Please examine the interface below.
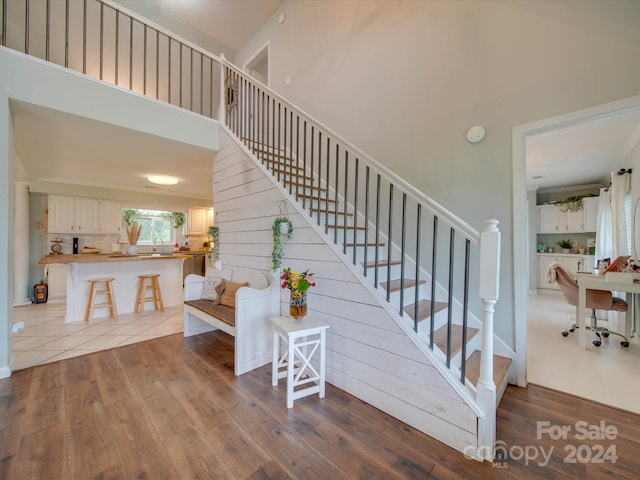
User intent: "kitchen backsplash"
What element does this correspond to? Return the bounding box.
[46,232,205,255]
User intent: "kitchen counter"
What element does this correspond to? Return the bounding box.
[39,253,193,265]
[40,253,188,322]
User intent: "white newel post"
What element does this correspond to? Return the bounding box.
[13,182,31,306]
[477,218,500,461]
[219,53,226,125]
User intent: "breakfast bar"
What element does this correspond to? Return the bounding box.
[39,253,189,323]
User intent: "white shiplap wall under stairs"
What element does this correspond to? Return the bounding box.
[213,126,484,453]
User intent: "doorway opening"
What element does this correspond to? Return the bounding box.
[512,95,640,413]
[244,42,269,86]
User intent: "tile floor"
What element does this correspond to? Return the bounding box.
[11,301,184,371]
[527,291,640,414]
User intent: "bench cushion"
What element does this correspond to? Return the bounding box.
[220,281,249,308]
[184,299,236,327]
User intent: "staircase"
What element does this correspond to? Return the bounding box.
[1,0,515,461]
[237,131,512,397]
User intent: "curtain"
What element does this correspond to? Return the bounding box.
[599,170,632,329]
[611,170,632,258]
[595,186,612,263]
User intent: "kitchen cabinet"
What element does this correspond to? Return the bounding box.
[537,205,559,233]
[48,195,98,234]
[99,200,122,234]
[48,195,76,233]
[562,209,583,233]
[75,197,99,233]
[537,254,595,290]
[48,195,121,235]
[47,263,67,301]
[536,197,598,233]
[187,207,213,235]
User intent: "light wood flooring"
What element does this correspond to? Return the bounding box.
[2,331,639,479]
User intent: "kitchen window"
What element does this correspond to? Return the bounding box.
[123,209,177,246]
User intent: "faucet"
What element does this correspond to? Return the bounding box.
[153,237,164,251]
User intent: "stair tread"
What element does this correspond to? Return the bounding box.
[328,224,366,230]
[345,242,385,247]
[296,193,337,203]
[465,351,512,389]
[262,159,304,170]
[269,168,314,180]
[241,137,286,152]
[380,278,426,293]
[432,324,479,358]
[251,147,294,161]
[404,299,448,322]
[310,208,353,216]
[362,260,401,268]
[282,179,327,191]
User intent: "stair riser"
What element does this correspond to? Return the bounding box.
[439,331,483,370]
[362,263,402,280]
[330,227,370,245]
[385,285,427,308]
[346,245,387,263]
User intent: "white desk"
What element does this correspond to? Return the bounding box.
[577,274,639,349]
[270,315,329,408]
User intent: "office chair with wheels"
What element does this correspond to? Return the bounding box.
[549,263,630,348]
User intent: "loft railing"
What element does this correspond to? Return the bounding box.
[0,0,221,119]
[221,60,501,454]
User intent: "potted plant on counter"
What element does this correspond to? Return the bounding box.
[556,239,575,254]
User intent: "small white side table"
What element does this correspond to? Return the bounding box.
[270,315,329,408]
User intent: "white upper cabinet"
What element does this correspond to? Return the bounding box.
[562,209,583,233]
[537,205,559,233]
[75,197,99,234]
[187,207,208,236]
[537,197,598,234]
[188,207,214,235]
[48,195,76,233]
[99,200,122,234]
[48,195,121,235]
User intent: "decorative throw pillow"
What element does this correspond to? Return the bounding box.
[219,281,249,308]
[201,271,226,304]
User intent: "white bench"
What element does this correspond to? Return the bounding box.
[183,267,280,375]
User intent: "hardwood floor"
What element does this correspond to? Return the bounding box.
[1,331,639,479]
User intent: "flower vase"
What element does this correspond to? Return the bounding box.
[289,291,307,320]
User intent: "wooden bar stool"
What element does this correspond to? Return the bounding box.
[85,278,118,323]
[135,274,164,315]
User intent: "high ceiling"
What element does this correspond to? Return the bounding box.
[151,0,283,51]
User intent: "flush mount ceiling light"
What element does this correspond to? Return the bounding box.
[148,175,178,185]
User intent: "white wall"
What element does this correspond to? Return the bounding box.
[233,0,640,346]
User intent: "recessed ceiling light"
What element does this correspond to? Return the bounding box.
[148,175,178,185]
